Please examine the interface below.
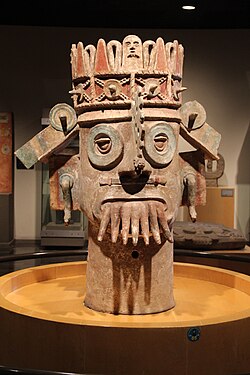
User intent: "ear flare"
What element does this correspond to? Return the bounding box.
[94,39,110,73]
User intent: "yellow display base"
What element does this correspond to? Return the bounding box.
[0,261,249,374]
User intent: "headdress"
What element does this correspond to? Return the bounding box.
[69,35,186,125]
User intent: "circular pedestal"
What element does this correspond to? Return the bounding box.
[0,261,249,375]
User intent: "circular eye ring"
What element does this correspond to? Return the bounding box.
[144,123,176,166]
[87,125,124,168]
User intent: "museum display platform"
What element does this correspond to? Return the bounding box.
[0,261,249,375]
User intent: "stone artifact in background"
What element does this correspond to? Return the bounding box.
[15,35,221,314]
[175,151,247,250]
[173,221,246,250]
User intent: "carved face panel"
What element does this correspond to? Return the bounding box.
[122,35,143,71]
[79,118,182,246]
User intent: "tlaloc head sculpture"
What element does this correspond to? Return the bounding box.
[15,35,221,314]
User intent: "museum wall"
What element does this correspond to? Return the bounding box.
[0,26,249,241]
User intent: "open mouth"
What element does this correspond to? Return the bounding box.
[97,199,173,246]
[127,53,140,58]
[99,173,167,193]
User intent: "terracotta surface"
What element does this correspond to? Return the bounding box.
[49,153,80,212]
[15,35,221,315]
[85,224,175,314]
[0,262,249,374]
[15,121,79,169]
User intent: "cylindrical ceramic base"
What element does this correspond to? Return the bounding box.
[85,224,175,314]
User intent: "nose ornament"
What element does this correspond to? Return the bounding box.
[131,90,145,173]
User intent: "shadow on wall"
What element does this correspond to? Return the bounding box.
[236,123,250,241]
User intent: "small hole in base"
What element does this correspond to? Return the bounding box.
[131,250,139,259]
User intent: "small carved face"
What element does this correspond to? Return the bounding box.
[80,119,182,246]
[122,35,143,70]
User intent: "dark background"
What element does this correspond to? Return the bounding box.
[0,0,249,29]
